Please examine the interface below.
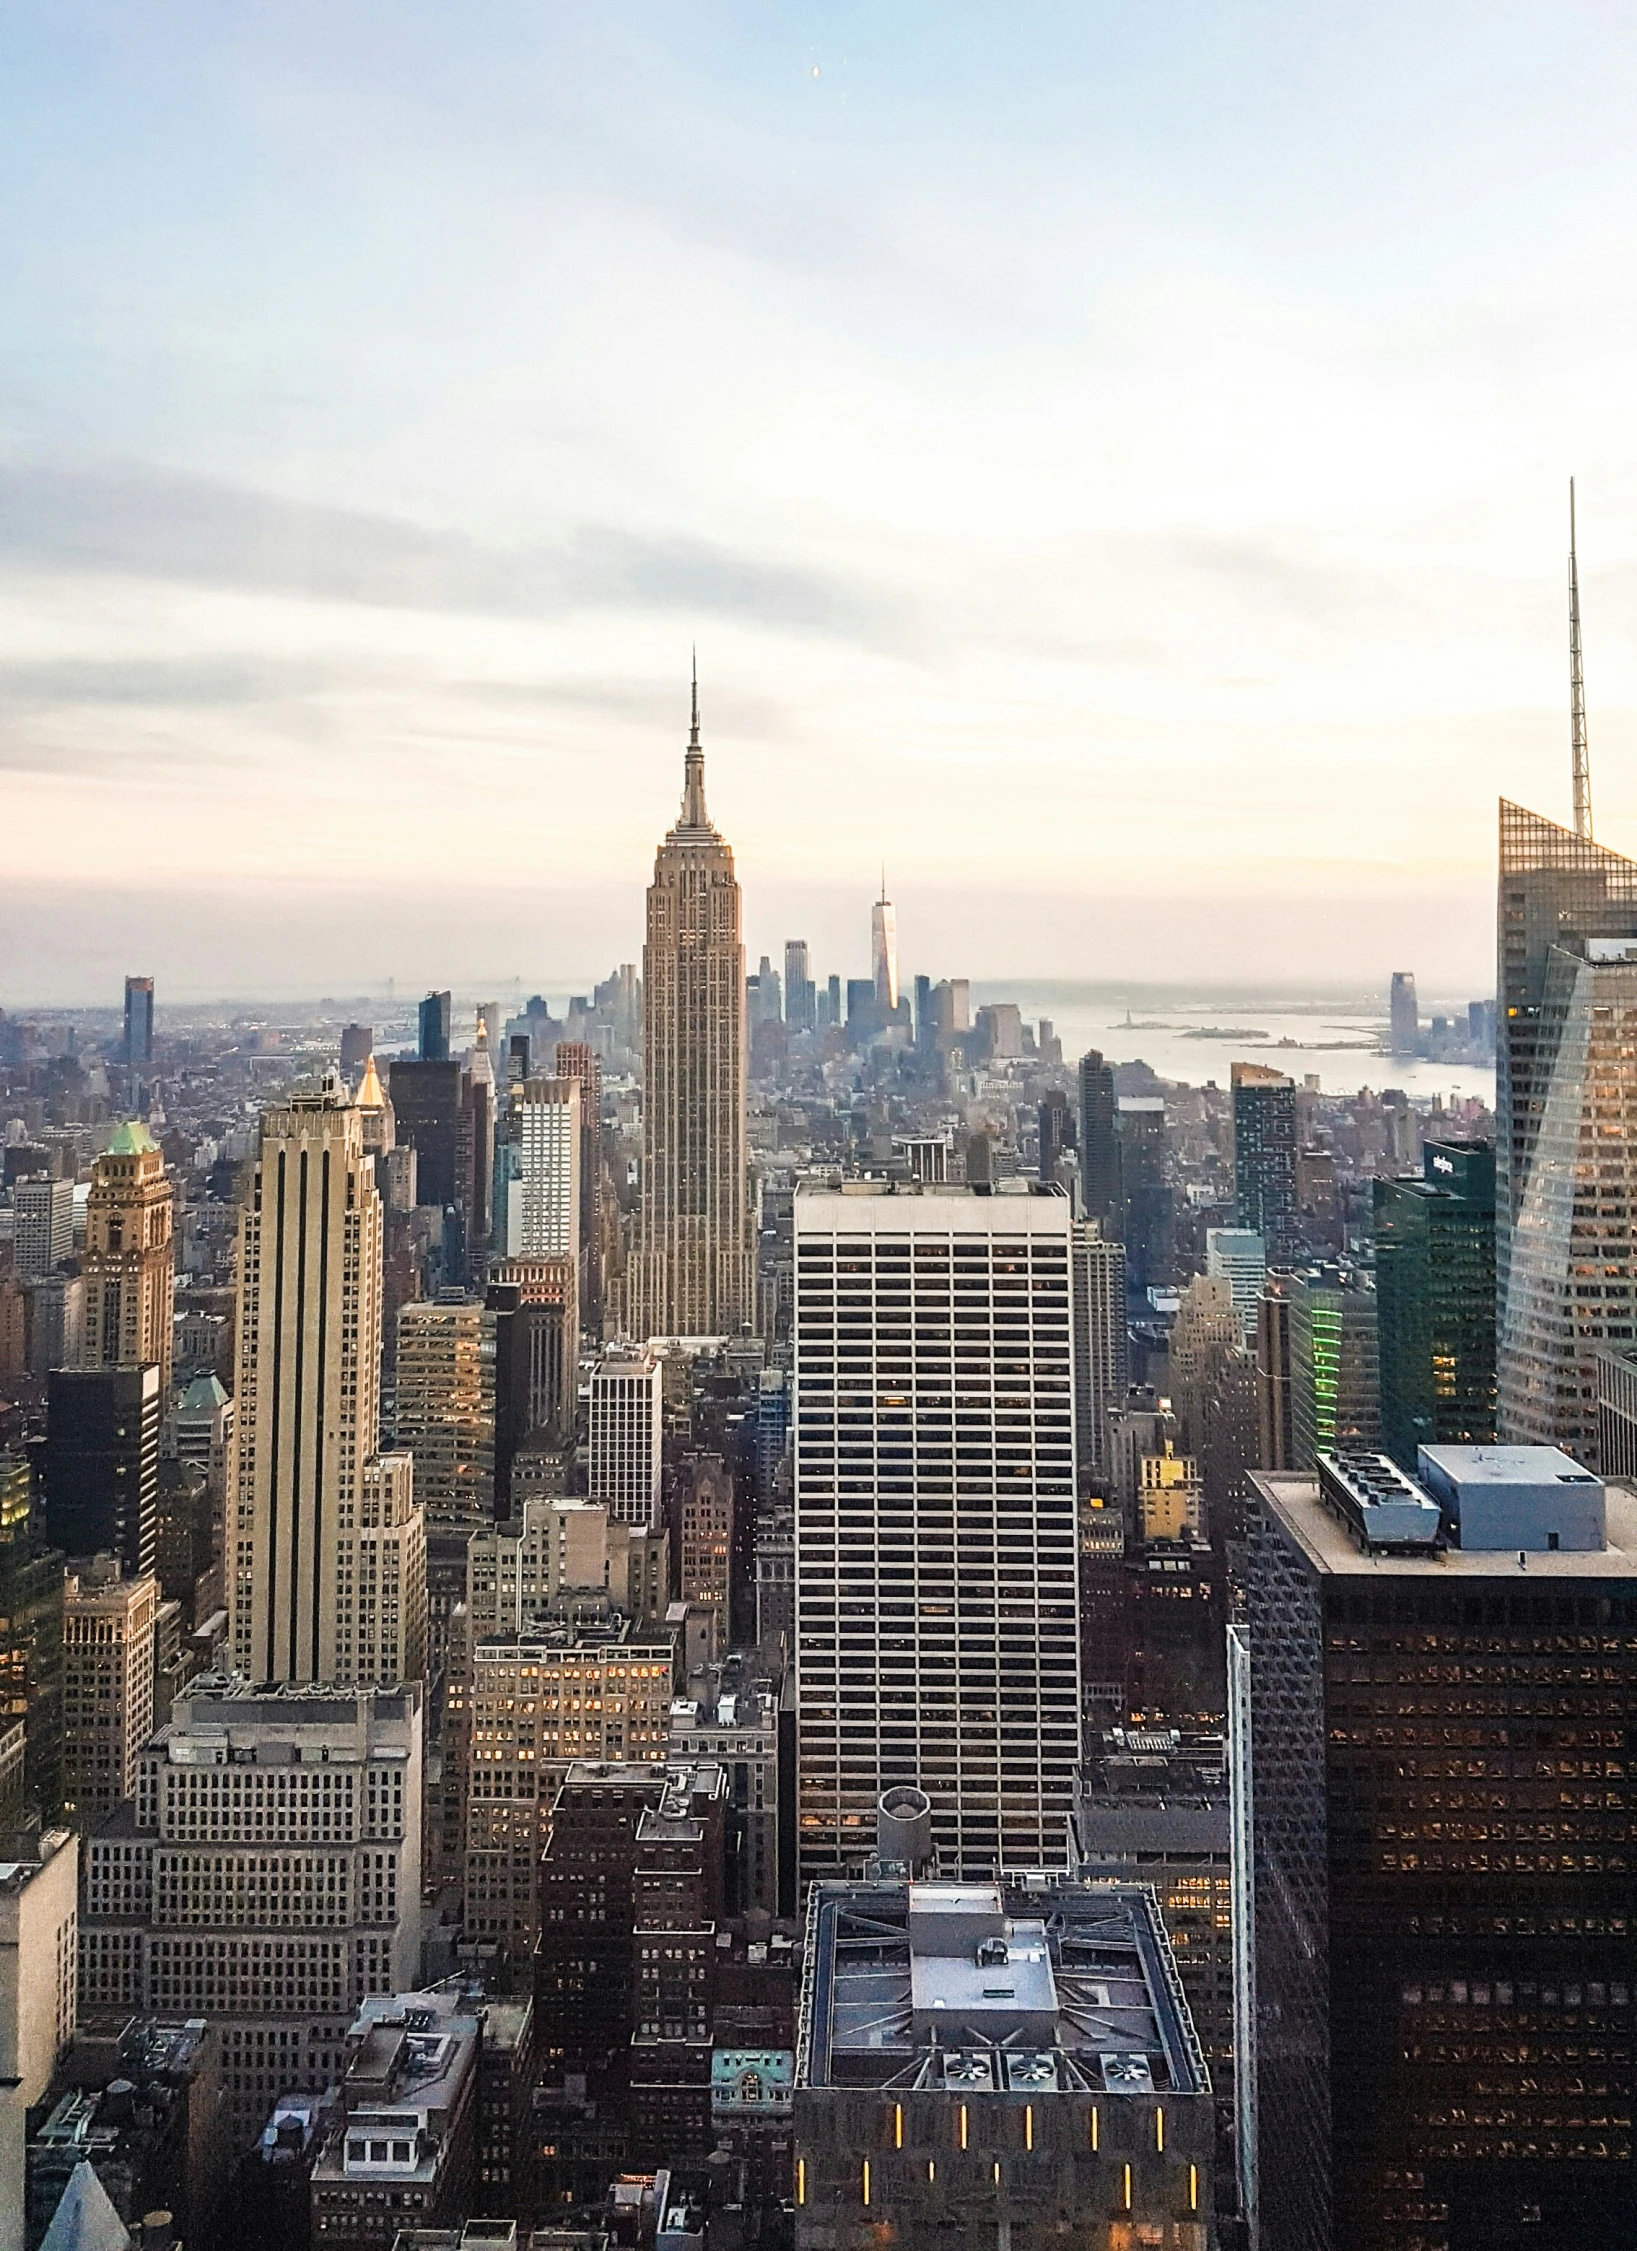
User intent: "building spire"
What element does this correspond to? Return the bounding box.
[679,652,709,830]
[1570,477,1593,841]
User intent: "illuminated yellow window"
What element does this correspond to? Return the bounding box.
[894,2103,904,2149]
[959,2103,969,2150]
[1122,2162,1132,2211]
[1089,2106,1100,2151]
[1190,2164,1199,2211]
[861,2160,871,2206]
[796,2160,806,2206]
[1155,2106,1164,2152]
[1024,2104,1034,2150]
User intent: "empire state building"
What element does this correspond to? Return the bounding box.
[634,674,752,1339]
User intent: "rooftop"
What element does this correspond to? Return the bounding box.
[1419,1443,1599,1487]
[798,1876,1205,2099]
[1254,1470,1637,1580]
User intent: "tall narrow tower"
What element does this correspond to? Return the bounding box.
[1570,477,1593,841]
[634,669,751,1338]
[230,1073,425,1687]
[871,870,898,1014]
[80,1121,174,1395]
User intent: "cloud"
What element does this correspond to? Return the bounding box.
[0,654,341,709]
[0,459,918,651]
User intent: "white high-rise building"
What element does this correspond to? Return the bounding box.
[793,1183,1081,1881]
[78,1678,423,2143]
[1205,1226,1267,1343]
[587,1352,664,1526]
[13,1178,74,1281]
[516,1076,581,1262]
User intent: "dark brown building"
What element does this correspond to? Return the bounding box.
[1243,1458,1637,2251]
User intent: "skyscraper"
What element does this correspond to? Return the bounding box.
[1117,1095,1172,1290]
[123,975,154,1071]
[553,1040,604,1327]
[871,875,898,1014]
[587,1351,664,1526]
[1205,1225,1266,1342]
[1077,1050,1121,1227]
[230,1075,426,1688]
[784,939,815,1033]
[43,1365,160,1580]
[1036,1089,1073,1183]
[1388,970,1418,1055]
[60,1556,157,1829]
[1374,1139,1496,1471]
[387,1058,465,1211]
[1168,1272,1242,1456]
[394,1296,497,1527]
[1241,1453,1637,2251]
[1497,802,1637,1461]
[1070,1219,1127,1481]
[80,1121,174,1397]
[793,1183,1081,1880]
[634,674,751,1339]
[465,1016,495,1257]
[516,1076,581,1262]
[1232,1061,1298,1262]
[418,989,452,1063]
[1287,1273,1379,1467]
[12,1177,74,1281]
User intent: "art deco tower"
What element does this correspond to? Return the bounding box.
[230,1073,425,1687]
[81,1120,174,1394]
[634,672,751,1338]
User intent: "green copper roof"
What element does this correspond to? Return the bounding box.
[105,1119,158,1156]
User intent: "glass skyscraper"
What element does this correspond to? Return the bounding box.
[1498,800,1637,1460]
[1374,1139,1496,1471]
[1232,1061,1298,1262]
[1077,1048,1121,1227]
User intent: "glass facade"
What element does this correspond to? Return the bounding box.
[1246,1473,1637,2251]
[1498,801,1637,1460]
[1374,1140,1497,1472]
[1233,1065,1298,1262]
[1288,1277,1379,1469]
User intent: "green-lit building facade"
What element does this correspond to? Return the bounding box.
[1288,1274,1379,1469]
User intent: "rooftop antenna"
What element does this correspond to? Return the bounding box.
[1570,478,1593,841]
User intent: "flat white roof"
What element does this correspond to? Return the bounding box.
[1420,1444,1599,1487]
[794,1189,1071,1238]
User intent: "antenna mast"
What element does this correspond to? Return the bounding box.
[1570,478,1593,841]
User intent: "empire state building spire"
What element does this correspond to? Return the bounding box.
[674,648,715,837]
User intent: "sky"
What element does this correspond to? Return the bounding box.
[4,2,1637,1003]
